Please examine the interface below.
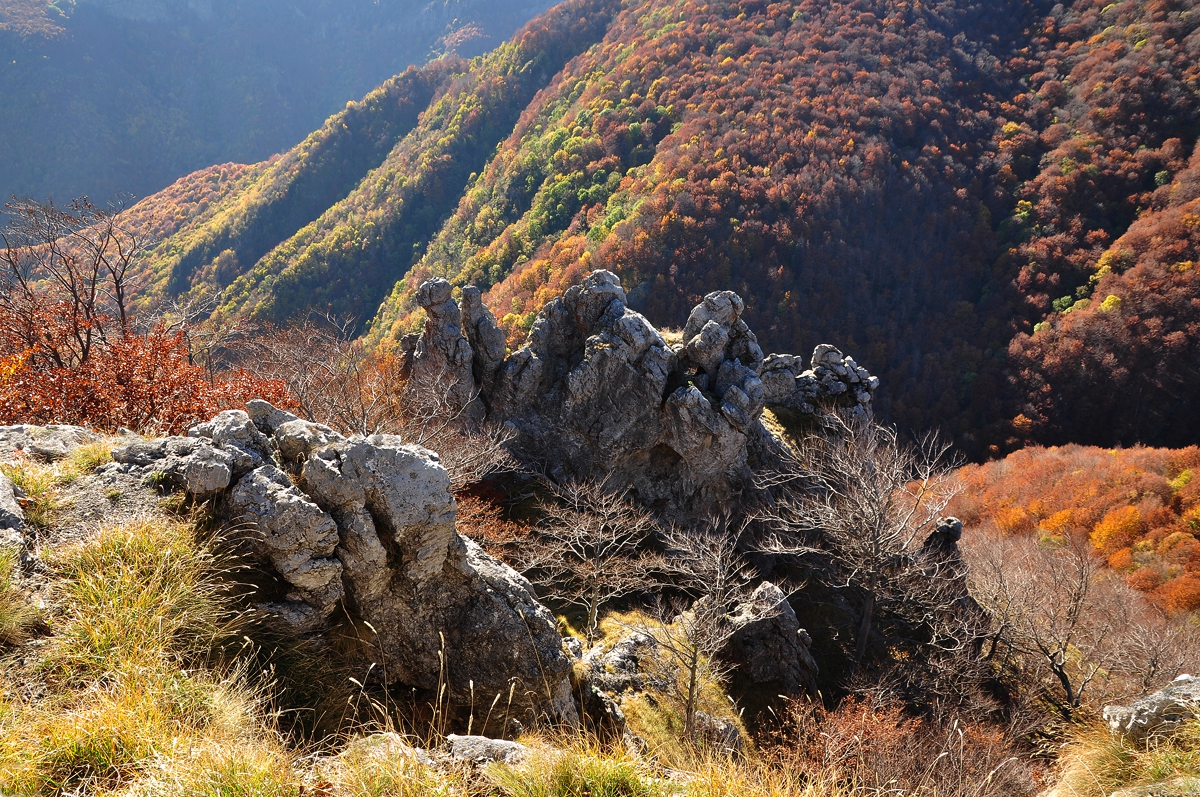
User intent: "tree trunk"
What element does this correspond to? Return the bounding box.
[587,586,599,645]
[685,649,700,740]
[853,590,876,671]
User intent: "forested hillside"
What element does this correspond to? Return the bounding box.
[0,0,552,205]
[121,0,1200,455]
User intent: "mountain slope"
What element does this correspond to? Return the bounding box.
[124,0,1200,454]
[0,0,553,205]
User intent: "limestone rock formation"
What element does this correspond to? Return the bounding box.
[0,424,98,463]
[127,402,577,727]
[228,466,345,630]
[1104,674,1200,744]
[406,270,877,511]
[402,277,481,416]
[0,472,25,550]
[715,581,820,721]
[112,437,236,498]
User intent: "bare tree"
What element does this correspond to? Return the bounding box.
[517,477,662,645]
[965,529,1197,716]
[229,316,515,489]
[637,520,762,740]
[759,413,967,673]
[231,316,404,435]
[0,197,150,365]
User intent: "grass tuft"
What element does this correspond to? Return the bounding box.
[41,517,233,681]
[0,545,37,645]
[1,459,60,529]
[489,744,666,797]
[315,732,465,797]
[1053,718,1200,797]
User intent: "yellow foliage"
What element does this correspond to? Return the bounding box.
[1091,506,1143,554]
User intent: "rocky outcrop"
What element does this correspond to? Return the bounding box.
[0,424,98,463]
[1104,674,1200,744]
[715,581,820,721]
[401,277,481,416]
[0,472,25,550]
[110,402,577,727]
[405,270,877,511]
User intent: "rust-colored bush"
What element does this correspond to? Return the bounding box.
[0,326,293,435]
[952,445,1200,609]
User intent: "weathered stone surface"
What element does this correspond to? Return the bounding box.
[228,465,344,630]
[694,711,744,755]
[210,407,578,726]
[461,285,508,398]
[1104,675,1200,744]
[338,732,435,768]
[581,630,658,697]
[407,277,479,414]
[112,437,235,497]
[188,410,273,476]
[0,471,24,550]
[443,735,530,766]
[715,582,819,721]
[410,270,878,512]
[0,424,97,463]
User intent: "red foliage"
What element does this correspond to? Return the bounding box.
[0,326,293,435]
[1008,143,1200,446]
[951,444,1200,610]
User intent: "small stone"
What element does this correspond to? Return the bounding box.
[444,735,530,766]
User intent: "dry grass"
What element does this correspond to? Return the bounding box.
[1,458,61,529]
[40,517,233,681]
[0,476,1131,797]
[313,733,467,797]
[1051,718,1200,797]
[0,437,117,529]
[0,545,37,645]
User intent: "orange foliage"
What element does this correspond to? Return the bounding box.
[453,493,531,560]
[0,326,293,435]
[1091,506,1144,555]
[1160,574,1200,613]
[951,444,1200,610]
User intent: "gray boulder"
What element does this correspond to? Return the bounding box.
[227,465,345,630]
[188,410,273,476]
[337,732,435,768]
[443,735,530,766]
[1104,675,1200,744]
[0,472,25,550]
[714,582,819,721]
[112,437,234,497]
